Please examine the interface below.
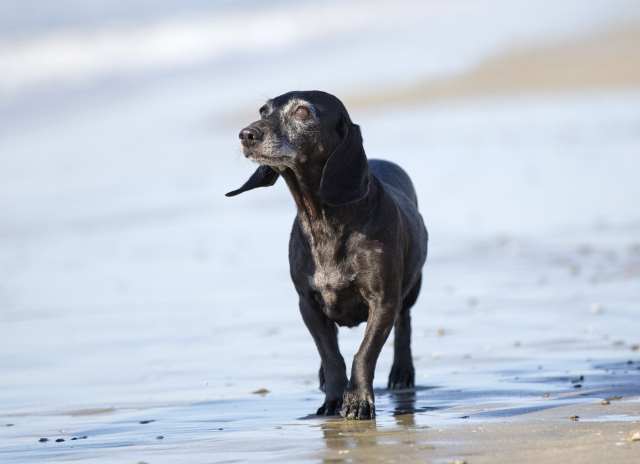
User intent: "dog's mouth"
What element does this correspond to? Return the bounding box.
[242,143,295,167]
[247,153,289,166]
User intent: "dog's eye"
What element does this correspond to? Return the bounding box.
[294,106,310,120]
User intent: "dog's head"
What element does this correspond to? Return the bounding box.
[226,91,369,206]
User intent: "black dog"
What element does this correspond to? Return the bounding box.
[227,91,428,420]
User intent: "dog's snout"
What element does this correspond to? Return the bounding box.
[239,126,263,146]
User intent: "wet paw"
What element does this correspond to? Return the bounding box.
[316,398,342,416]
[340,390,375,420]
[387,363,415,390]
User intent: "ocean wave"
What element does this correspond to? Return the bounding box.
[1,0,637,103]
[0,0,407,100]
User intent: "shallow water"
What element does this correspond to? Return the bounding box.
[1,1,640,462]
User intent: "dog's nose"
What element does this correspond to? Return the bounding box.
[239,126,263,146]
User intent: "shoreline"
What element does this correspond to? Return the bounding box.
[345,22,640,111]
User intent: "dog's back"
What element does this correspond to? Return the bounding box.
[369,159,419,207]
[369,158,428,293]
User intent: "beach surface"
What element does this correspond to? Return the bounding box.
[1,1,639,462]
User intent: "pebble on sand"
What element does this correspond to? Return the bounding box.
[251,388,270,395]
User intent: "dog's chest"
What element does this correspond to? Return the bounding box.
[304,227,379,325]
[312,262,365,326]
[311,259,354,304]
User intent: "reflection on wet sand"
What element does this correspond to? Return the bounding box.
[317,389,440,463]
[389,388,441,421]
[392,390,418,429]
[318,418,436,464]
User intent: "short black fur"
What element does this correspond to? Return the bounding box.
[227,91,428,420]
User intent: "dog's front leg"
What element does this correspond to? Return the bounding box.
[341,297,399,420]
[299,297,348,416]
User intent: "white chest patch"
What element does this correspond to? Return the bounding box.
[310,263,355,307]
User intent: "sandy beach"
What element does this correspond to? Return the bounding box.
[1,1,639,462]
[347,21,640,110]
[316,398,640,463]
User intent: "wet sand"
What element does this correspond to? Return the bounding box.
[318,399,640,464]
[439,399,640,464]
[2,357,639,462]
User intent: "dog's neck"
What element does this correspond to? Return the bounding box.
[281,166,323,223]
[280,166,374,237]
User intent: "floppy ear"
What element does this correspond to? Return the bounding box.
[319,121,369,206]
[225,165,280,197]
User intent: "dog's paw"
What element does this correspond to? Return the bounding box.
[316,398,342,416]
[340,389,375,420]
[387,362,415,390]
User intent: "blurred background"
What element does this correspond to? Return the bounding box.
[1,0,639,461]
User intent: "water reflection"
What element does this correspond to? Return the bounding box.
[317,388,439,463]
[319,419,379,462]
[318,418,436,463]
[391,389,418,428]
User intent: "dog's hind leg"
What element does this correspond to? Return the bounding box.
[388,274,421,390]
[299,297,348,416]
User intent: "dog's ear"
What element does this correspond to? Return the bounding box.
[226,165,280,197]
[319,119,369,206]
